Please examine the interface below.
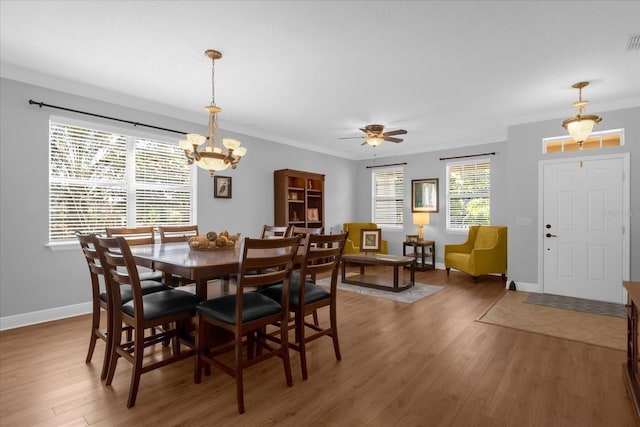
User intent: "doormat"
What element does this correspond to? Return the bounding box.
[524,292,627,318]
[478,291,626,351]
[315,276,443,304]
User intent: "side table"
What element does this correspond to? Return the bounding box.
[403,240,435,271]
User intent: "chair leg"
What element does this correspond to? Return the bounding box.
[101,307,115,380]
[234,334,245,414]
[295,312,309,381]
[280,315,293,387]
[312,310,319,326]
[105,316,122,386]
[446,267,450,275]
[194,317,205,384]
[86,305,100,363]
[127,327,145,408]
[330,303,341,362]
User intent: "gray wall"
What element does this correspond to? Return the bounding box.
[1,76,638,324]
[506,107,640,286]
[353,141,508,260]
[0,78,356,319]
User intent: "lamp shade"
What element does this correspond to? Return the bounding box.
[413,212,430,225]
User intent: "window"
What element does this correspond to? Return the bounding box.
[372,167,404,227]
[446,159,490,230]
[49,118,194,242]
[542,128,624,153]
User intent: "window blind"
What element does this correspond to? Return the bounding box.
[49,121,193,242]
[447,160,490,230]
[373,168,404,226]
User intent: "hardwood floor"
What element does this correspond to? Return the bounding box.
[0,267,636,426]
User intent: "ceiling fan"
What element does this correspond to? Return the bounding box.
[339,124,407,147]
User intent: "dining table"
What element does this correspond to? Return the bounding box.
[129,242,243,298]
[129,241,305,299]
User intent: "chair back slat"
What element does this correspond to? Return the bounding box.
[159,225,199,243]
[95,236,143,311]
[105,226,155,246]
[238,237,300,290]
[260,225,293,239]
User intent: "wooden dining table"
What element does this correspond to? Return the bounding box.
[129,242,243,298]
[129,241,305,299]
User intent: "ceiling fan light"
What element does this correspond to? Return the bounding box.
[366,136,384,147]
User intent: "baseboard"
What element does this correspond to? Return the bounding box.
[0,302,91,331]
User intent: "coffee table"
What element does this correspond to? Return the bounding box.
[341,253,415,292]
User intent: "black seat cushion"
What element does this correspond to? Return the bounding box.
[259,273,330,308]
[121,289,204,320]
[100,280,172,304]
[196,292,282,325]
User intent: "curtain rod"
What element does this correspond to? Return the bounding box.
[439,152,496,161]
[365,162,407,169]
[28,99,188,136]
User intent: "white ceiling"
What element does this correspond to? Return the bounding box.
[1,1,639,160]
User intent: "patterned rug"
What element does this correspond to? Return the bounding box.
[315,276,443,304]
[524,292,627,318]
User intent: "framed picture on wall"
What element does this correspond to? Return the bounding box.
[360,228,381,252]
[214,176,232,199]
[412,178,439,212]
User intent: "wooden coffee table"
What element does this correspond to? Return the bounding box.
[341,253,415,292]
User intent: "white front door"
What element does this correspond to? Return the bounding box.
[542,156,625,303]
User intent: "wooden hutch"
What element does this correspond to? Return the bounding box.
[274,169,325,229]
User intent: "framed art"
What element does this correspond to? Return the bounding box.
[214,176,232,199]
[360,228,381,252]
[307,208,319,221]
[412,178,439,212]
[406,234,419,243]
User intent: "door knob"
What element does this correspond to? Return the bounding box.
[546,233,557,238]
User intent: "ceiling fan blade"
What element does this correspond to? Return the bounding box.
[384,137,404,143]
[361,141,368,146]
[339,136,365,140]
[383,129,407,137]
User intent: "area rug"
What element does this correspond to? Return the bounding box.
[524,292,627,318]
[315,276,443,304]
[477,291,626,351]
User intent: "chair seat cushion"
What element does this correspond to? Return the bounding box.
[100,280,172,304]
[259,273,330,308]
[196,292,282,325]
[121,289,203,320]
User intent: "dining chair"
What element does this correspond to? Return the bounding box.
[158,224,199,243]
[78,234,170,380]
[260,224,293,239]
[260,232,347,380]
[158,225,199,285]
[194,236,301,414]
[95,235,203,408]
[105,226,164,282]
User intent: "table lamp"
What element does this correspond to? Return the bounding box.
[413,212,430,241]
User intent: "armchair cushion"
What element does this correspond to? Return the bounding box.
[444,225,507,278]
[343,222,388,254]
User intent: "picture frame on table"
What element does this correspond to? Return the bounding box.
[214,176,232,199]
[406,234,419,243]
[412,178,439,212]
[360,228,382,252]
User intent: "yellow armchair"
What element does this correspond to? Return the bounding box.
[343,222,388,254]
[444,225,507,280]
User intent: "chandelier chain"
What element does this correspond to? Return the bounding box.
[211,55,216,106]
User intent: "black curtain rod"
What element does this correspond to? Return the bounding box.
[28,99,188,136]
[439,152,496,161]
[366,162,407,169]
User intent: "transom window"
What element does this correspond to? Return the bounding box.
[48,117,195,242]
[446,159,490,231]
[371,167,404,228]
[543,128,623,153]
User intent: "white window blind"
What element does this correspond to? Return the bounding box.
[49,120,193,242]
[372,168,404,227]
[446,159,490,230]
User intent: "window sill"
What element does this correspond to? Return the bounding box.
[46,241,80,251]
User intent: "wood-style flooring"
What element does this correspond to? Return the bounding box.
[0,267,636,426]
